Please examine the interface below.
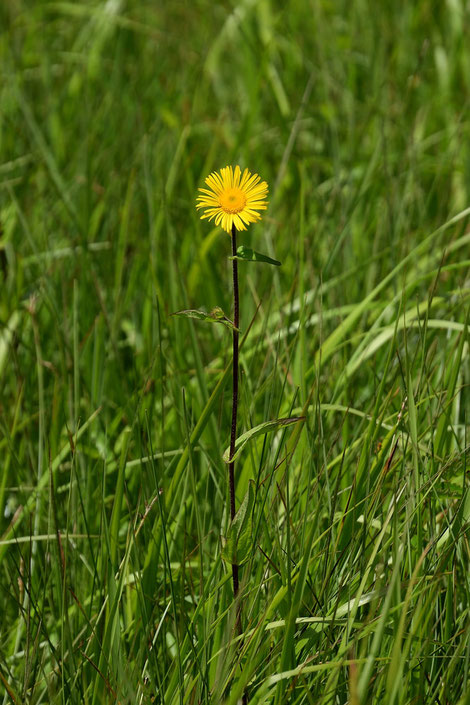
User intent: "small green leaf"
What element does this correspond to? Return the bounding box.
[230,245,281,266]
[221,480,255,566]
[209,306,229,322]
[223,417,304,463]
[171,308,239,332]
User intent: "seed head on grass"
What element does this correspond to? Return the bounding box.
[196,165,269,233]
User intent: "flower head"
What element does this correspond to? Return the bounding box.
[196,166,269,234]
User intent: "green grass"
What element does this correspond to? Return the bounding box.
[1,1,470,703]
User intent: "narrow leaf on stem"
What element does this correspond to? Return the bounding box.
[229,245,281,266]
[223,416,305,463]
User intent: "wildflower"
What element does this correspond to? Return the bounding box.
[196,165,269,233]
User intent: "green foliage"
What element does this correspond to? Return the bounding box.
[221,480,255,566]
[222,416,303,463]
[1,1,470,704]
[230,245,282,266]
[172,306,239,332]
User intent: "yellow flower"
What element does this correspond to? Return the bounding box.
[196,165,269,233]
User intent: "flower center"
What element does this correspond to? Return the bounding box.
[219,188,247,214]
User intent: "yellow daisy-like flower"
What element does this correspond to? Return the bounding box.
[196,165,269,234]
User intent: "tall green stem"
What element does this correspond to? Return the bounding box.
[229,223,240,597]
[230,227,248,705]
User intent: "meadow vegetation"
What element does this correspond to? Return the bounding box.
[1,1,470,703]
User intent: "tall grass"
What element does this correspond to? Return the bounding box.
[1,1,469,703]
